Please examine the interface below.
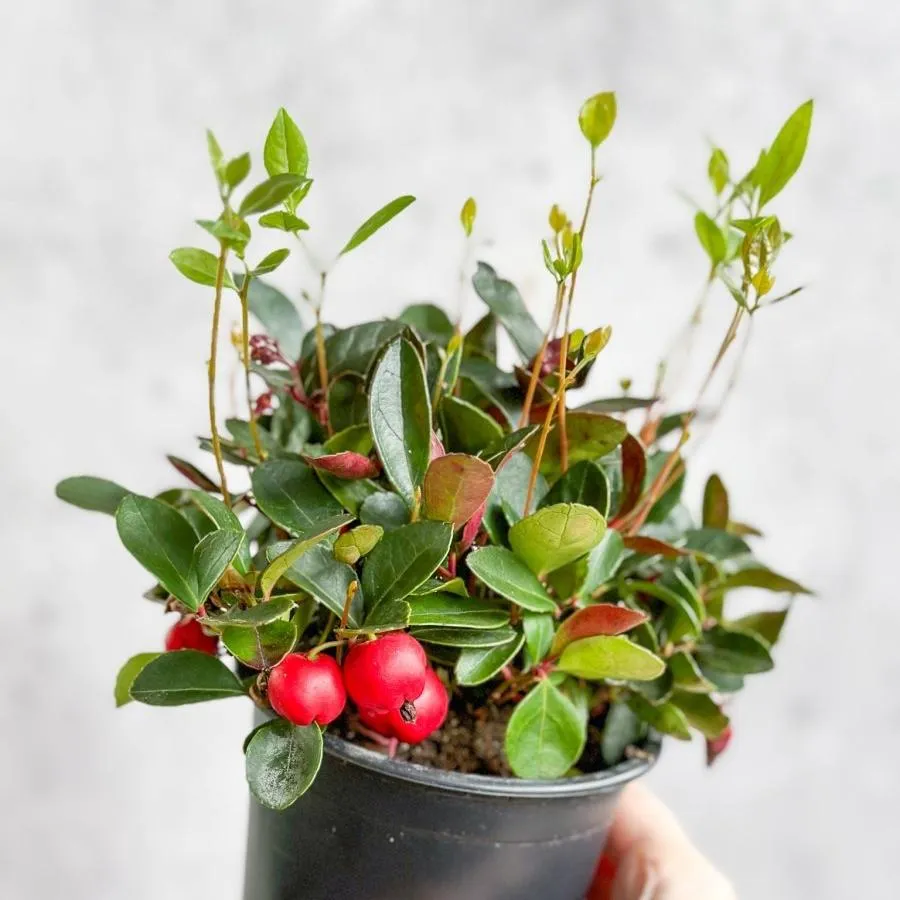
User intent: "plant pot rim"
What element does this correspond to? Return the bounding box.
[322,732,662,799]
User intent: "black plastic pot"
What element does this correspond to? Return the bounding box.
[244,729,660,900]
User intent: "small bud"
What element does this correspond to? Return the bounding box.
[254,392,274,416]
[460,197,477,237]
[583,326,612,359]
[548,204,568,234]
[619,377,633,392]
[249,334,285,366]
[334,525,385,565]
[578,91,617,148]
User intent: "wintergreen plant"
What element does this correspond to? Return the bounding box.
[56,95,813,810]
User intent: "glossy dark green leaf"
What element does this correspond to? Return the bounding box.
[358,491,409,531]
[368,337,431,508]
[557,635,665,682]
[441,395,504,455]
[114,653,160,707]
[527,412,627,474]
[696,625,774,675]
[398,303,455,344]
[628,694,691,741]
[702,474,729,529]
[130,650,245,705]
[577,397,657,414]
[259,515,353,599]
[717,568,812,595]
[643,451,686,524]
[505,680,586,779]
[480,427,539,469]
[464,313,497,361]
[509,502,606,577]
[56,476,130,515]
[321,321,407,378]
[240,275,304,359]
[456,632,525,686]
[362,599,411,632]
[669,651,716,693]
[579,530,626,599]
[191,530,242,600]
[540,461,610,516]
[621,576,703,638]
[201,596,297,629]
[471,262,543,361]
[116,495,200,610]
[167,456,219,493]
[223,618,298,670]
[467,546,556,613]
[489,452,547,526]
[263,108,309,179]
[361,521,453,609]
[730,610,789,646]
[407,594,509,629]
[239,174,310,217]
[187,491,251,576]
[671,691,730,740]
[755,100,814,207]
[683,528,751,560]
[327,374,369,432]
[413,577,468,598]
[245,719,323,811]
[340,195,415,255]
[251,460,344,536]
[600,701,648,766]
[411,625,518,648]
[274,542,362,628]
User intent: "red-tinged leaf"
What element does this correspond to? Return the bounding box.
[166,455,220,493]
[430,431,446,461]
[706,723,733,766]
[459,499,486,551]
[303,452,380,480]
[616,434,646,519]
[622,535,687,559]
[550,604,649,657]
[702,474,729,529]
[423,453,495,529]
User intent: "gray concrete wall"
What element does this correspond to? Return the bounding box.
[2,2,896,897]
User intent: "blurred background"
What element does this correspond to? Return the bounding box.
[2,2,896,898]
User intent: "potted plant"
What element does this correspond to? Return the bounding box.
[56,93,813,900]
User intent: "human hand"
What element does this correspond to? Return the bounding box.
[589,783,737,900]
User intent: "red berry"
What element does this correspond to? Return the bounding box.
[387,668,449,744]
[165,616,219,655]
[357,704,394,738]
[267,653,346,727]
[343,633,428,713]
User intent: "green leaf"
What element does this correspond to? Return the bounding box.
[398,303,455,345]
[708,147,729,195]
[540,461,609,515]
[441,395,504,455]
[527,412,627,474]
[259,515,353,599]
[206,129,224,180]
[466,546,557,613]
[114,653,160,707]
[579,530,626,599]
[694,212,726,265]
[492,452,547,524]
[669,651,716,693]
[224,153,251,190]
[464,313,497,361]
[628,694,692,740]
[223,618,298,670]
[358,492,409,531]
[411,625,517,648]
[241,276,304,359]
[522,613,554,666]
[456,633,525,686]
[406,594,509,629]
[672,691,729,740]
[601,701,647,766]
[239,174,310,217]
[263,108,309,179]
[480,426,539,469]
[413,577,468,598]
[620,577,703,638]
[755,100,814,208]
[201,596,298,629]
[187,490,251,576]
[56,476,129,515]
[130,650,245,705]
[717,568,812,595]
[509,502,606,577]
[340,195,416,255]
[276,542,362,628]
[362,599,412,632]
[557,635,665,682]
[578,91,617,147]
[251,460,344,536]
[550,605,649,656]
[423,453,495,528]
[245,719,322,811]
[320,321,407,377]
[259,211,309,233]
[471,262,543,361]
[683,528,751,560]
[169,248,233,290]
[116,495,200,610]
[702,474,729,529]
[252,248,291,276]
[191,530,242,600]
[368,337,431,508]
[361,521,453,609]
[696,625,774,675]
[730,610,789,646]
[505,680,586,779]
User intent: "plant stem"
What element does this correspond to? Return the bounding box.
[523,389,563,515]
[238,272,265,460]
[314,272,332,434]
[209,245,231,507]
[519,281,566,427]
